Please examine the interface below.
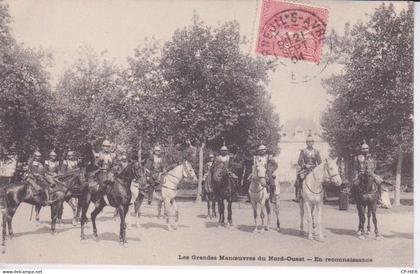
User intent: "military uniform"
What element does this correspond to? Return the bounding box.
[251,145,278,203]
[295,134,322,200]
[27,152,55,205]
[353,141,383,203]
[144,146,174,187]
[213,146,238,180]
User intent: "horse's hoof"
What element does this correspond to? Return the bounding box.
[299,230,304,236]
[375,235,382,240]
[308,235,314,240]
[277,227,281,233]
[72,220,77,227]
[264,226,269,231]
[253,229,258,234]
[317,236,325,242]
[167,226,173,232]
[358,234,365,240]
[356,230,363,236]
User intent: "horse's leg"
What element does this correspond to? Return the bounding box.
[356,203,363,235]
[372,201,380,239]
[265,199,271,230]
[80,193,91,240]
[206,193,211,219]
[366,203,372,236]
[261,200,268,232]
[274,196,280,232]
[211,195,217,218]
[251,200,258,233]
[118,205,128,244]
[227,199,233,228]
[50,202,57,234]
[135,193,144,218]
[305,202,313,240]
[91,199,106,240]
[6,206,17,238]
[358,205,367,239]
[316,203,325,241]
[35,205,41,223]
[299,199,304,236]
[173,200,179,230]
[66,197,77,226]
[1,211,5,253]
[163,197,173,231]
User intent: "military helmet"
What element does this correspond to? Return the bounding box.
[153,145,161,152]
[360,140,369,152]
[102,139,111,147]
[67,151,75,156]
[208,153,215,158]
[257,145,267,151]
[49,151,57,157]
[220,145,228,151]
[120,154,127,160]
[306,132,315,142]
[34,150,42,157]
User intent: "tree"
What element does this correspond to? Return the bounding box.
[0,0,55,161]
[54,47,125,155]
[321,3,414,205]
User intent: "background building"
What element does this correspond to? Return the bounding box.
[274,118,330,187]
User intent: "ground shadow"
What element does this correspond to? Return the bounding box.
[97,231,141,242]
[236,224,255,233]
[196,214,208,219]
[141,222,168,230]
[279,227,305,238]
[205,221,219,229]
[400,199,413,206]
[12,226,73,238]
[96,215,118,222]
[382,231,413,240]
[327,227,356,236]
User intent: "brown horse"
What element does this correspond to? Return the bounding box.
[5,175,67,237]
[352,172,381,239]
[212,162,238,228]
[79,161,142,245]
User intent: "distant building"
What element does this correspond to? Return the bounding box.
[274,118,330,184]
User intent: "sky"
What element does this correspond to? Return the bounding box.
[5,0,408,125]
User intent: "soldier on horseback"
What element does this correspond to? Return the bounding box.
[45,151,60,177]
[144,145,173,188]
[251,145,278,203]
[62,151,79,173]
[213,145,238,180]
[294,133,322,202]
[27,150,55,206]
[353,140,384,205]
[95,139,116,193]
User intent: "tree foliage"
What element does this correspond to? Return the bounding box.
[321,3,413,166]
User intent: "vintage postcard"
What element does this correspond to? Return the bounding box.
[0,0,415,269]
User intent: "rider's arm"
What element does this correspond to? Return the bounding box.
[315,150,322,166]
[297,150,305,168]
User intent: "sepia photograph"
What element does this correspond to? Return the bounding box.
[0,0,415,269]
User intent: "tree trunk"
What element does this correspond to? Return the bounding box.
[393,144,403,206]
[195,142,204,203]
[138,137,142,164]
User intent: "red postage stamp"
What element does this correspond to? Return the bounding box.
[255,0,329,64]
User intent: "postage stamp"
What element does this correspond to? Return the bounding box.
[256,0,329,64]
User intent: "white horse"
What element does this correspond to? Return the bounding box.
[299,158,342,241]
[248,170,270,233]
[154,160,197,231]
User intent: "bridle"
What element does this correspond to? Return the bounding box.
[161,162,192,191]
[324,160,340,183]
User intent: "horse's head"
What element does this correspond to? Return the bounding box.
[182,160,198,184]
[324,158,342,187]
[120,161,143,183]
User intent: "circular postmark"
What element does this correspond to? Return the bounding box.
[255,1,332,83]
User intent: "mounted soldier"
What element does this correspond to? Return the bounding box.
[251,145,278,203]
[27,150,55,206]
[94,139,116,193]
[353,140,384,205]
[294,132,322,201]
[213,145,238,181]
[144,145,175,188]
[62,151,79,174]
[45,151,60,177]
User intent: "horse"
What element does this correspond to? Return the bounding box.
[352,172,381,239]
[203,174,217,219]
[130,171,158,225]
[5,175,68,237]
[34,170,85,226]
[248,174,270,232]
[153,160,198,231]
[299,158,342,241]
[212,162,238,228]
[79,161,142,245]
[0,180,8,254]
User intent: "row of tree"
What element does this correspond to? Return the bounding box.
[0,2,280,182]
[321,3,414,205]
